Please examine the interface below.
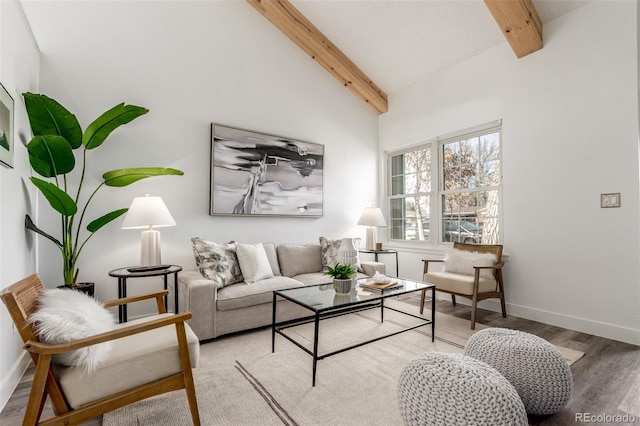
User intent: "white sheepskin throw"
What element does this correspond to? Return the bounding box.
[28,289,116,372]
[444,248,497,279]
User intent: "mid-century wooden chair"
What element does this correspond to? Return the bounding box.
[420,242,506,330]
[1,274,201,426]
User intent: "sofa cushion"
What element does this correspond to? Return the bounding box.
[191,237,243,287]
[262,242,281,276]
[277,244,323,278]
[235,242,275,283]
[216,276,303,311]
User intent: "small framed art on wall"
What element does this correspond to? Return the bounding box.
[0,83,14,168]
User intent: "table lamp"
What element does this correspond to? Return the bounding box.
[357,207,387,250]
[121,194,176,266]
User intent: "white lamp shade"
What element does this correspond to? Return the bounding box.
[121,195,176,229]
[357,207,387,227]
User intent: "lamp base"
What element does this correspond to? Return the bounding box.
[140,230,162,266]
[365,227,377,250]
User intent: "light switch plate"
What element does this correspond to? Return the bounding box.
[601,193,621,208]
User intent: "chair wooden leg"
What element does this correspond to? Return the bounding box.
[451,294,456,306]
[470,295,478,330]
[176,322,200,426]
[500,294,507,318]
[419,290,425,314]
[24,355,53,426]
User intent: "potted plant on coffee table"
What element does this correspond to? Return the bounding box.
[325,263,357,294]
[23,92,184,292]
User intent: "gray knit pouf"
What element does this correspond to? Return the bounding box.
[464,328,573,416]
[397,352,527,426]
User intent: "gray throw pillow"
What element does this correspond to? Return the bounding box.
[191,237,243,287]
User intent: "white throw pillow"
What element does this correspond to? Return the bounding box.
[28,289,116,372]
[235,242,275,283]
[443,248,497,279]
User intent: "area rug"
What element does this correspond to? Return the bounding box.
[103,298,584,426]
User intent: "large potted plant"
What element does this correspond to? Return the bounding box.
[23,93,184,289]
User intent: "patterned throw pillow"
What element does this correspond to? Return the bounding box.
[319,237,362,270]
[191,237,243,287]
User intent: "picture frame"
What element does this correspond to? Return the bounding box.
[0,82,14,168]
[210,123,324,217]
[600,193,621,208]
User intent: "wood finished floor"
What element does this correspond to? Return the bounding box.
[1,297,639,426]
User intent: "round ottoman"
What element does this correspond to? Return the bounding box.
[397,352,527,426]
[464,328,572,415]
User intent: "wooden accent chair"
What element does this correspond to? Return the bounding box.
[1,274,201,426]
[420,242,506,330]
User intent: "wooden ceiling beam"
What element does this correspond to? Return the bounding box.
[484,0,543,58]
[246,0,388,115]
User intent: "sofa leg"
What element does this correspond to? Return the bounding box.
[451,294,456,306]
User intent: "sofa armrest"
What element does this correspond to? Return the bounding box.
[360,261,386,277]
[178,271,218,341]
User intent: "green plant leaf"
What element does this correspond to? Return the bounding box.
[83,104,149,150]
[25,215,63,248]
[27,135,75,177]
[23,93,82,148]
[87,208,128,233]
[102,167,184,187]
[29,177,77,216]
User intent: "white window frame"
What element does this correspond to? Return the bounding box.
[386,120,503,247]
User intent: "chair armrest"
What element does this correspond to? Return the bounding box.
[102,290,169,314]
[473,261,505,270]
[422,259,444,274]
[23,311,193,355]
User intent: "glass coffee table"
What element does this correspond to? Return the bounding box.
[272,277,436,386]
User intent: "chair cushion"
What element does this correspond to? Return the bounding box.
[58,313,200,408]
[424,271,497,295]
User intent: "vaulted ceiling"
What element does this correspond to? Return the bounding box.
[20,0,590,115]
[249,0,587,114]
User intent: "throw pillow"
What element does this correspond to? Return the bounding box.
[235,242,275,283]
[319,237,362,271]
[28,289,116,372]
[191,237,243,287]
[443,248,497,279]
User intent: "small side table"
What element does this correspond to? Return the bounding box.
[108,265,182,323]
[359,249,399,277]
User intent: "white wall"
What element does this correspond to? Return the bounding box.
[0,0,40,410]
[379,1,640,345]
[26,1,378,311]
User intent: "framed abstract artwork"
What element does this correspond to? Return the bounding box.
[210,124,324,217]
[0,83,14,168]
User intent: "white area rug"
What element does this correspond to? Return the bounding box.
[103,298,584,426]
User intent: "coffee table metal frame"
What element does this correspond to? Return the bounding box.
[272,278,436,386]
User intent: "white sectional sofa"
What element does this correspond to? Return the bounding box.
[179,239,385,341]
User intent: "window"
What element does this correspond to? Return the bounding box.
[388,121,501,244]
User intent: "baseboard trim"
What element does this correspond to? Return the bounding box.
[437,294,640,346]
[0,351,30,413]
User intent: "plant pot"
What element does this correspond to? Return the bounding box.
[333,278,353,294]
[57,282,95,297]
